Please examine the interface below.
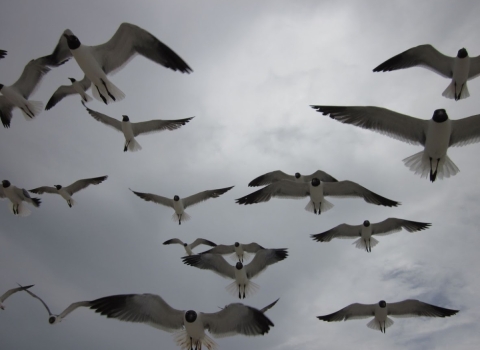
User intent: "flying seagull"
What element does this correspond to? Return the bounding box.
[82,103,194,152]
[20,285,90,324]
[311,218,431,252]
[45,76,92,110]
[89,293,274,350]
[0,58,50,128]
[373,45,480,100]
[29,175,108,207]
[0,284,34,310]
[317,299,458,333]
[200,242,266,263]
[130,186,234,224]
[163,238,217,255]
[311,106,480,182]
[41,23,192,104]
[248,170,338,187]
[236,178,399,215]
[0,50,6,59]
[1,180,41,216]
[182,249,288,299]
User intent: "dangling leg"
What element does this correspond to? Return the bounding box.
[95,85,107,104]
[238,284,241,299]
[101,79,116,101]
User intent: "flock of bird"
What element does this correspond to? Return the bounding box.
[1,22,477,349]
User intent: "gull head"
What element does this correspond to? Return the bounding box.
[432,109,448,123]
[2,180,11,188]
[295,172,301,179]
[68,77,76,83]
[54,185,62,190]
[234,242,240,247]
[311,178,320,187]
[379,300,387,308]
[457,48,468,58]
[363,220,370,227]
[122,115,130,122]
[235,262,243,270]
[183,243,188,247]
[63,30,81,50]
[49,315,61,324]
[185,310,197,323]
[174,195,180,201]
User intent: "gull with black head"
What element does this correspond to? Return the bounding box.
[248,170,338,187]
[200,242,266,263]
[1,180,41,216]
[163,238,217,256]
[45,76,92,110]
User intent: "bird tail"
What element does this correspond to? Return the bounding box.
[225,280,259,299]
[21,100,43,120]
[403,151,459,182]
[304,199,334,214]
[28,197,41,208]
[92,78,125,104]
[367,317,394,332]
[67,198,76,207]
[9,202,31,217]
[352,237,379,252]
[125,138,142,152]
[170,212,190,225]
[174,329,217,350]
[442,81,470,100]
[229,251,250,262]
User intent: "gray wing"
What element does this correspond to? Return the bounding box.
[199,244,235,255]
[36,32,71,67]
[311,105,428,146]
[260,298,279,313]
[242,243,266,253]
[64,175,108,195]
[163,238,184,246]
[89,293,184,332]
[201,303,274,337]
[372,218,431,236]
[130,189,174,209]
[468,55,480,79]
[182,186,234,209]
[90,22,192,75]
[245,249,288,279]
[323,181,400,207]
[189,238,217,249]
[304,170,338,182]
[387,300,459,318]
[182,254,236,279]
[23,288,53,316]
[132,117,194,137]
[248,170,295,187]
[29,186,58,194]
[236,181,310,205]
[45,76,91,110]
[373,44,453,78]
[0,284,34,303]
[82,103,122,131]
[17,188,41,207]
[58,301,92,319]
[0,96,14,128]
[11,59,51,98]
[0,50,6,59]
[317,303,376,322]
[311,223,362,242]
[449,115,480,147]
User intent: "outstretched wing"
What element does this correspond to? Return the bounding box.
[64,175,108,195]
[82,103,122,131]
[29,186,57,194]
[317,303,376,322]
[236,181,310,205]
[0,284,34,303]
[323,181,400,207]
[311,223,362,242]
[130,189,174,209]
[372,218,431,236]
[304,170,338,182]
[189,238,217,249]
[449,114,480,147]
[387,299,459,318]
[182,186,234,209]
[182,254,235,279]
[163,238,184,246]
[248,170,295,187]
[245,249,288,279]
[12,59,50,98]
[0,96,14,128]
[132,117,194,137]
[46,76,91,110]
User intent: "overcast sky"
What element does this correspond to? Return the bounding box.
[1,0,480,349]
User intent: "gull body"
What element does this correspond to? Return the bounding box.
[163,238,217,255]
[45,76,92,110]
[1,180,41,216]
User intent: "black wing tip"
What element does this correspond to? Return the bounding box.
[310,233,325,242]
[250,307,274,334]
[248,175,265,187]
[163,239,174,245]
[16,284,34,290]
[94,175,108,183]
[89,294,132,316]
[433,305,459,317]
[274,249,288,261]
[182,254,201,266]
[203,239,217,247]
[31,198,41,207]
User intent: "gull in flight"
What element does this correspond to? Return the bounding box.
[89,293,274,350]
[248,170,338,187]
[42,23,192,104]
[163,238,217,255]
[200,242,267,263]
[236,178,399,215]
[317,299,458,333]
[311,218,431,252]
[29,175,108,207]
[182,249,288,299]
[45,76,92,110]
[373,45,480,100]
[131,186,234,224]
[1,180,41,216]
[312,106,480,182]
[83,103,194,152]
[0,284,34,310]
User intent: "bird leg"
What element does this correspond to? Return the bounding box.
[124,140,130,152]
[238,284,241,299]
[243,285,246,299]
[95,85,107,104]
[101,79,116,101]
[178,214,182,225]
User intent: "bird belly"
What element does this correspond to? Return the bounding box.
[424,120,451,159]
[173,200,184,214]
[234,246,244,261]
[375,306,388,325]
[184,318,206,342]
[452,57,470,85]
[122,122,134,141]
[235,268,249,285]
[185,246,194,255]
[309,185,324,206]
[71,46,106,84]
[1,86,28,108]
[361,227,372,240]
[4,186,20,204]
[59,190,71,202]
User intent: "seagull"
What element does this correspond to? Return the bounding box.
[130,186,234,224]
[45,76,92,110]
[317,299,458,333]
[1,180,41,216]
[248,170,338,187]
[42,23,192,104]
[0,50,6,59]
[19,285,90,324]
[311,218,431,252]
[236,178,399,215]
[373,45,480,101]
[311,106,480,182]
[29,175,108,207]
[89,293,274,350]
[82,103,194,152]
[199,242,266,263]
[182,249,288,299]
[0,58,50,128]
[163,238,217,255]
[0,284,34,310]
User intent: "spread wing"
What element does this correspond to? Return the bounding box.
[90,22,192,75]
[311,223,362,242]
[0,284,34,303]
[182,186,234,209]
[387,300,459,318]
[130,189,174,209]
[201,303,274,337]
[0,96,14,128]
[189,238,217,249]
[131,117,194,137]
[372,44,453,78]
[23,288,53,316]
[323,181,400,207]
[28,186,57,194]
[248,170,295,187]
[36,33,71,67]
[11,59,50,98]
[163,238,184,246]
[317,303,376,322]
[58,301,92,319]
[236,181,310,205]
[182,254,235,279]
[372,218,431,236]
[199,244,235,255]
[468,55,480,79]
[242,243,266,253]
[89,293,185,332]
[64,175,108,195]
[46,76,91,110]
[245,249,288,279]
[311,105,428,146]
[82,103,122,131]
[449,114,480,147]
[260,298,279,313]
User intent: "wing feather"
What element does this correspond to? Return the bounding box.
[311,223,361,242]
[236,181,309,205]
[387,300,459,318]
[29,186,57,194]
[372,218,431,236]
[317,303,376,322]
[130,189,174,208]
[182,254,235,279]
[64,175,108,195]
[132,117,194,137]
[182,186,233,209]
[449,114,480,147]
[245,249,288,279]
[323,181,400,207]
[82,103,122,131]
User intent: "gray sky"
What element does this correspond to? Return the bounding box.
[1,0,479,349]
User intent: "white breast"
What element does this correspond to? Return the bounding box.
[71,46,106,84]
[424,119,452,159]
[361,226,372,240]
[235,267,249,285]
[309,183,324,204]
[173,200,184,214]
[121,122,134,140]
[1,86,27,108]
[184,314,206,341]
[452,56,470,84]
[58,188,71,201]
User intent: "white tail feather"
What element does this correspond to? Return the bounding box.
[304,199,334,214]
[9,202,31,217]
[173,329,217,350]
[403,151,459,180]
[229,251,250,262]
[21,100,43,120]
[171,212,191,224]
[442,81,470,100]
[127,138,142,152]
[91,78,125,104]
[353,237,379,251]
[66,198,76,207]
[367,317,394,332]
[225,280,259,299]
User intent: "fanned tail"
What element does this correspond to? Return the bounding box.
[173,329,217,350]
[352,237,379,252]
[403,151,459,182]
[67,198,76,207]
[442,81,470,101]
[229,251,250,262]
[304,199,334,215]
[125,138,142,152]
[171,212,191,225]
[367,317,394,333]
[21,100,43,120]
[225,280,259,299]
